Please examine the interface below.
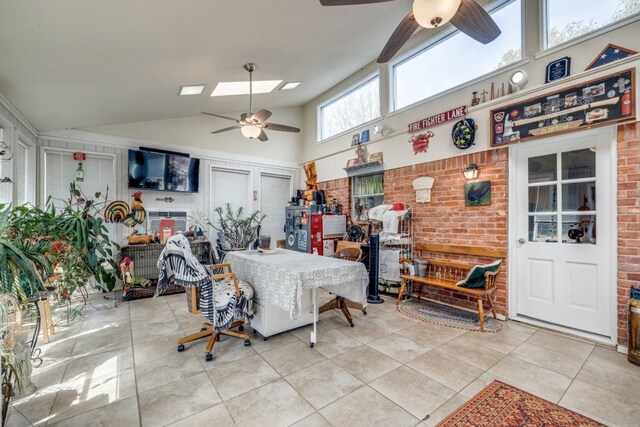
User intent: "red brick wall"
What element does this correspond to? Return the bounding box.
[617,121,640,347]
[319,148,509,315]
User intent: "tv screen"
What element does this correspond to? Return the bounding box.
[128,150,199,193]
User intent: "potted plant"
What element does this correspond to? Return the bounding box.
[211,204,265,250]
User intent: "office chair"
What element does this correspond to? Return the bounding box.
[318,247,364,327]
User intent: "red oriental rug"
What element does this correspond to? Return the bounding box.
[436,381,605,427]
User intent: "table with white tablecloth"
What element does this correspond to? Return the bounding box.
[224,249,368,346]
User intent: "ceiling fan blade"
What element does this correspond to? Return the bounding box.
[251,109,272,123]
[320,0,395,5]
[202,112,239,122]
[257,130,269,142]
[211,126,240,134]
[450,0,501,44]
[377,11,420,63]
[263,123,301,133]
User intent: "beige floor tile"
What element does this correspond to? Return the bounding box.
[167,403,236,426]
[139,372,221,427]
[225,379,315,427]
[459,330,522,354]
[436,336,504,370]
[131,317,184,344]
[285,359,363,409]
[4,407,33,427]
[560,379,636,427]
[422,393,472,427]
[320,385,419,427]
[525,330,595,359]
[367,310,419,332]
[499,321,537,341]
[483,356,572,402]
[40,335,77,359]
[396,323,464,347]
[510,341,586,377]
[290,412,331,427]
[370,365,456,420]
[134,335,195,365]
[261,340,326,376]
[576,359,640,396]
[247,330,299,353]
[290,321,339,341]
[587,346,640,376]
[136,350,205,393]
[407,349,483,392]
[318,310,353,330]
[367,333,433,363]
[10,389,58,426]
[332,345,401,383]
[198,335,258,367]
[62,346,133,381]
[48,367,137,424]
[48,395,139,427]
[312,328,362,358]
[207,354,280,401]
[336,321,392,344]
[71,323,132,357]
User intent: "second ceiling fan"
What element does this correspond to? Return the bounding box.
[320,0,501,63]
[203,63,301,142]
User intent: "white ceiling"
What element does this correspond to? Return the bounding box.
[0,0,412,132]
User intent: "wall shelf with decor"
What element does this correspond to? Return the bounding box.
[343,160,383,177]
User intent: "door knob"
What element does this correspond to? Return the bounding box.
[518,238,526,244]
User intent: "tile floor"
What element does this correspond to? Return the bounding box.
[7,291,640,427]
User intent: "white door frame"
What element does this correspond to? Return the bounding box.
[507,126,618,345]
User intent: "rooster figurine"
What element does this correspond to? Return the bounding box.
[104,191,146,226]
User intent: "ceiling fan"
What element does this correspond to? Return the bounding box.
[319,0,501,63]
[202,63,301,142]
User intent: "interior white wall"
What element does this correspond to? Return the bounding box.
[80,107,303,164]
[301,5,640,182]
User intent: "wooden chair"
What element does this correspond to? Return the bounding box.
[177,263,252,362]
[318,247,364,327]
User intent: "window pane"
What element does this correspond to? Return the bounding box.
[393,0,521,110]
[562,182,596,211]
[562,148,595,179]
[546,0,640,48]
[529,215,557,242]
[529,185,557,212]
[320,76,380,140]
[562,214,596,244]
[528,154,557,183]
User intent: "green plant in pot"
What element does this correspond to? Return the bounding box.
[211,204,265,250]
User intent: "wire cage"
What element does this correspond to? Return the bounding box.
[117,240,213,302]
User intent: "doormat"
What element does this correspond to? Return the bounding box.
[436,380,605,426]
[397,298,502,332]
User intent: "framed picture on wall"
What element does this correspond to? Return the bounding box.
[346,158,358,168]
[465,181,491,206]
[351,134,360,146]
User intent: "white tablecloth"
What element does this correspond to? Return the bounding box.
[224,249,369,320]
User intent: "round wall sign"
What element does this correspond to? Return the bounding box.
[451,118,476,150]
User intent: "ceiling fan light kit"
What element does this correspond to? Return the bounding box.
[412,0,461,28]
[241,124,262,139]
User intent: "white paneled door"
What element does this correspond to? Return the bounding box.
[259,173,291,249]
[514,132,612,336]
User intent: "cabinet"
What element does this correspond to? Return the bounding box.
[352,173,384,223]
[251,291,314,338]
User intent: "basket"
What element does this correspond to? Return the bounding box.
[127,234,153,245]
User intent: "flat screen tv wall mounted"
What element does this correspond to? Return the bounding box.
[128,149,200,193]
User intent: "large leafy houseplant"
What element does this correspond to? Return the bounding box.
[211,204,265,250]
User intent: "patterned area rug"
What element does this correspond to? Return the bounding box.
[436,381,605,427]
[397,298,502,332]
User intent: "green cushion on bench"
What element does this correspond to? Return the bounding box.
[456,260,501,289]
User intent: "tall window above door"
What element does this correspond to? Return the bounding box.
[392,0,522,111]
[318,74,380,142]
[545,0,640,48]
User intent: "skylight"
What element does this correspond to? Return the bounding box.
[211,80,282,97]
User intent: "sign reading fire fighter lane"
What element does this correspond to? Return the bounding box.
[407,105,468,133]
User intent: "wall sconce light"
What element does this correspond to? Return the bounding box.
[509,70,528,91]
[0,177,12,183]
[463,163,479,180]
[373,124,390,137]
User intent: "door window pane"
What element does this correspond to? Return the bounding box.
[528,154,557,183]
[562,214,596,244]
[529,215,557,242]
[562,182,596,211]
[562,148,595,179]
[529,186,557,212]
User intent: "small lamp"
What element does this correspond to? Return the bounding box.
[509,70,528,91]
[240,124,261,139]
[463,163,479,180]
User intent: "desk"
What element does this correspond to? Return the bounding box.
[225,249,368,346]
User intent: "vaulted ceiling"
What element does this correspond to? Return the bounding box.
[0,0,412,131]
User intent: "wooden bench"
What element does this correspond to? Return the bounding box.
[397,243,505,331]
